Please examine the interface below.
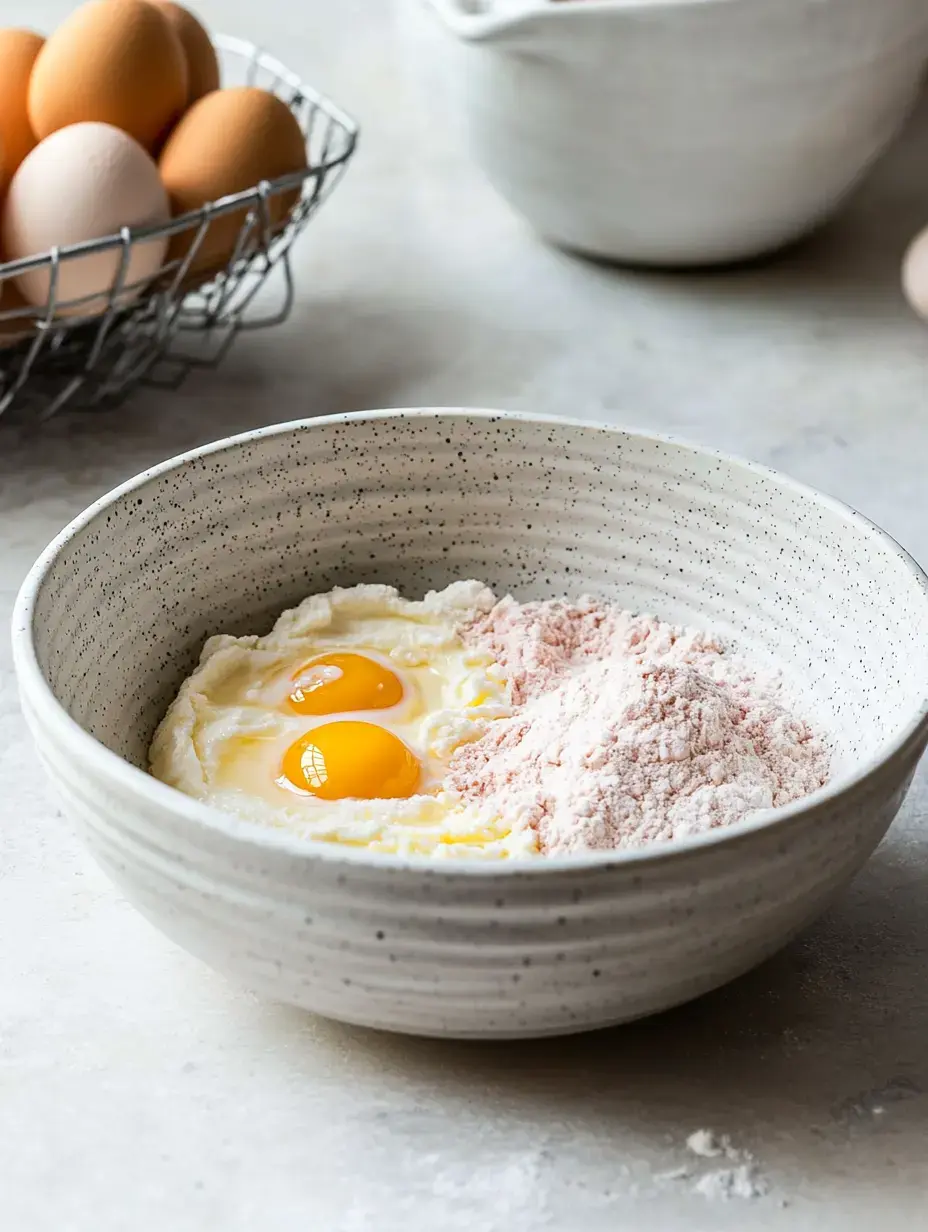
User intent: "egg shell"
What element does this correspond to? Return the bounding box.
[2,122,170,316]
[151,2,220,109]
[902,226,928,321]
[0,278,35,349]
[0,30,43,194]
[28,0,187,152]
[159,86,308,274]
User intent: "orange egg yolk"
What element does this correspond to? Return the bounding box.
[287,652,404,716]
[281,721,421,801]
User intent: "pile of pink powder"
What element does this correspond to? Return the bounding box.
[448,596,830,855]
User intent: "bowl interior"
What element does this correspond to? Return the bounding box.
[24,411,928,793]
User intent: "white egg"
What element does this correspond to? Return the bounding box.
[902,225,928,321]
[1,121,169,316]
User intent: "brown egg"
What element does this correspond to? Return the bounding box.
[0,30,43,194]
[151,2,219,109]
[159,87,307,274]
[0,278,35,349]
[28,0,187,152]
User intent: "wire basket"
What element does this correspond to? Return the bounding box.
[0,35,358,421]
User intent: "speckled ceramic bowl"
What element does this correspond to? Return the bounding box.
[13,410,928,1038]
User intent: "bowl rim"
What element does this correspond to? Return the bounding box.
[13,407,928,876]
[422,0,909,42]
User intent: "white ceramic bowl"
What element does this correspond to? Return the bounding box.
[13,410,928,1038]
[402,0,928,265]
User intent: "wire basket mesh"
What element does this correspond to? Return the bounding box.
[0,35,358,421]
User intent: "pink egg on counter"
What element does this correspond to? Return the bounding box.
[1,121,169,316]
[902,226,928,321]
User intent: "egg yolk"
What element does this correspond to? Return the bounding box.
[281,721,421,801]
[288,652,404,716]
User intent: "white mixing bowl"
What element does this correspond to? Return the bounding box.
[12,411,928,1038]
[403,0,928,265]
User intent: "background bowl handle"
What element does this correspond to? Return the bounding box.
[420,0,536,48]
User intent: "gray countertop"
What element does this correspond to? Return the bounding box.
[3,2,928,1228]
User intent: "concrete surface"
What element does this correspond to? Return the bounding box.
[2,2,928,1228]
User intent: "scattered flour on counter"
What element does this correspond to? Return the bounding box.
[653,1166,693,1183]
[694,1164,769,1201]
[685,1129,769,1201]
[686,1129,727,1158]
[453,598,830,855]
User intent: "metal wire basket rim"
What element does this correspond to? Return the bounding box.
[215,34,359,136]
[0,32,359,283]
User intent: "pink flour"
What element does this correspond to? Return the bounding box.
[449,598,830,855]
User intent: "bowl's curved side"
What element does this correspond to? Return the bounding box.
[14,410,928,1036]
[18,681,924,1036]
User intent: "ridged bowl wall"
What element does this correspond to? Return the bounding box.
[12,410,928,1038]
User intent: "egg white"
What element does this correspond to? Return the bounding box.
[149,582,538,858]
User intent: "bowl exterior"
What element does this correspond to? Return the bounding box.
[405,0,928,265]
[15,687,925,1037]
[14,411,928,1037]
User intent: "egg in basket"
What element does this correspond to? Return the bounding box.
[0,0,357,418]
